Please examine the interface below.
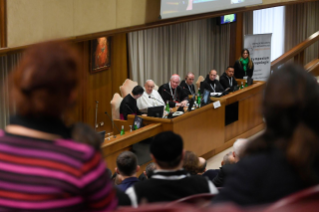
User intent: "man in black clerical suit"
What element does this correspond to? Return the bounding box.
[200,69,224,93]
[158,74,188,108]
[120,85,144,120]
[180,72,196,96]
[220,66,238,92]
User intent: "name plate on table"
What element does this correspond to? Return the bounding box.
[213,101,221,109]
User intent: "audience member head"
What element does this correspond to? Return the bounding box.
[131,85,144,99]
[150,131,184,170]
[185,72,195,85]
[240,49,253,69]
[10,41,80,118]
[225,66,235,78]
[183,151,199,175]
[209,70,217,81]
[144,80,155,95]
[143,162,156,179]
[71,123,103,151]
[244,64,319,184]
[221,152,236,166]
[233,138,248,162]
[170,74,181,89]
[116,151,140,177]
[197,157,207,174]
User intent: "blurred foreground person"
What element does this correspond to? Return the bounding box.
[0,41,117,211]
[214,64,319,206]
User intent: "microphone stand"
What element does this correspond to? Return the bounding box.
[105,112,121,138]
[95,101,99,132]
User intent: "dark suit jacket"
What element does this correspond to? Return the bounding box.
[200,75,224,93]
[213,148,318,206]
[219,72,238,92]
[234,60,254,79]
[158,83,188,107]
[180,80,196,96]
[119,94,141,120]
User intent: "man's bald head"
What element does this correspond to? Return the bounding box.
[185,72,195,86]
[170,74,181,89]
[209,69,217,81]
[145,79,155,95]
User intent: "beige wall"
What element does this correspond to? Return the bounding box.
[6,0,306,47]
[7,0,160,47]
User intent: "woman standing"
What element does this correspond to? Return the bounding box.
[234,49,254,79]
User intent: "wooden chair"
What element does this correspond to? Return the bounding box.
[120,79,138,97]
[196,75,205,92]
[264,184,319,212]
[110,93,123,121]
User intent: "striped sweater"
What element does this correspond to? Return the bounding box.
[0,129,117,211]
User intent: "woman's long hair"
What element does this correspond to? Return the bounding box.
[238,48,253,69]
[243,64,319,185]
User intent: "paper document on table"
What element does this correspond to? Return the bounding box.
[213,101,221,109]
[210,92,222,96]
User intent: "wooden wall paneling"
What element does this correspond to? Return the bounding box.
[229,22,237,66]
[235,12,243,61]
[111,33,129,95]
[0,0,7,47]
[71,33,129,133]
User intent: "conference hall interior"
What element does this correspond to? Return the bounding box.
[0,0,319,211]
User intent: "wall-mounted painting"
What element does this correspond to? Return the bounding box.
[90,36,111,73]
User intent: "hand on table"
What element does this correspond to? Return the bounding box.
[180,100,188,107]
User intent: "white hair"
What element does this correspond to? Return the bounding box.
[145,79,154,84]
[170,75,181,82]
[233,138,248,159]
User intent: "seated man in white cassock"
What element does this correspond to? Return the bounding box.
[137,79,165,110]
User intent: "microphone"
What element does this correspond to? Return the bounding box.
[149,96,163,104]
[104,112,121,135]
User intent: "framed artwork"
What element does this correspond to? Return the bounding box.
[90,36,111,73]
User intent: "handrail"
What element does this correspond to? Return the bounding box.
[271,31,319,70]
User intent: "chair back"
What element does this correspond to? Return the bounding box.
[114,204,200,212]
[216,74,220,81]
[168,193,215,207]
[196,76,205,92]
[110,93,123,120]
[120,79,138,97]
[153,82,159,91]
[265,185,319,212]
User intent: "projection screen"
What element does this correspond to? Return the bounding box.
[160,0,263,19]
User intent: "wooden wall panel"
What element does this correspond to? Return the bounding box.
[71,33,128,133]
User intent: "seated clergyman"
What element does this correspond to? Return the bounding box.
[180,72,196,96]
[120,85,144,120]
[137,80,165,110]
[200,70,224,93]
[158,74,188,108]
